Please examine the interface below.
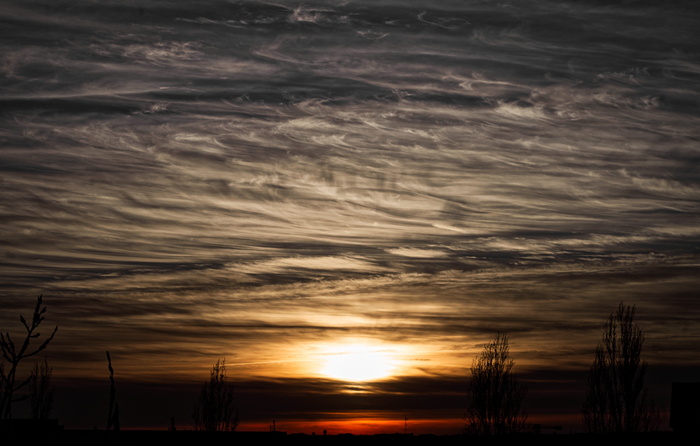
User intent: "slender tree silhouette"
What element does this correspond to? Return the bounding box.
[192,359,239,431]
[106,351,120,430]
[29,359,54,420]
[0,295,58,419]
[582,302,658,433]
[466,333,527,435]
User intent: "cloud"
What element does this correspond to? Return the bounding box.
[2,0,699,432]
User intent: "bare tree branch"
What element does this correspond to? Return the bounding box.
[0,295,58,419]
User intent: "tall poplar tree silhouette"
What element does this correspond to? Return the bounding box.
[466,333,527,435]
[192,359,239,431]
[582,302,658,433]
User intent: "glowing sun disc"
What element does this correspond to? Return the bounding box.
[321,347,394,381]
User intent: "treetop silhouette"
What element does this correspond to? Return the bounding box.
[193,358,239,431]
[466,332,527,435]
[582,302,658,433]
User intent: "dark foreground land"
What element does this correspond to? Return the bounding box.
[3,429,695,446]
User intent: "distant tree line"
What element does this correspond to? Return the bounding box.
[1,296,660,435]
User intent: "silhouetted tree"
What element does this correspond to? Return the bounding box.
[0,295,58,419]
[466,333,527,435]
[193,359,239,431]
[582,302,658,433]
[106,351,120,430]
[29,359,54,420]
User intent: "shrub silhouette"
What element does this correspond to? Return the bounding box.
[582,302,658,433]
[0,295,58,419]
[192,359,239,431]
[466,333,527,435]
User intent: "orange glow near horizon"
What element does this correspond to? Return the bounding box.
[234,412,590,436]
[242,416,465,436]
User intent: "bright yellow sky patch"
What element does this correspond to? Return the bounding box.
[319,343,397,382]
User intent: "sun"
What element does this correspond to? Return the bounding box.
[320,344,395,382]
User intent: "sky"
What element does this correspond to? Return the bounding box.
[1,0,699,435]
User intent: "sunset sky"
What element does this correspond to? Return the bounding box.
[1,0,699,435]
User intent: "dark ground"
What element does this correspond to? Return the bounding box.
[3,429,695,446]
